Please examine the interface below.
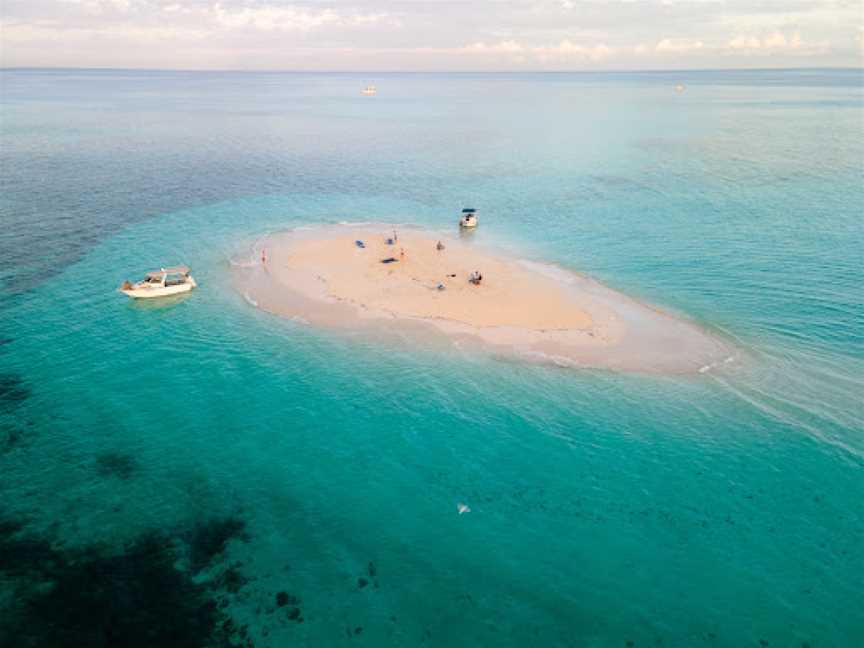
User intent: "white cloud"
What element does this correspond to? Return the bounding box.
[534,40,614,62]
[655,38,704,53]
[764,32,789,49]
[462,39,614,63]
[728,35,762,50]
[353,13,395,26]
[724,30,829,56]
[188,4,401,34]
[1,21,207,44]
[2,0,860,70]
[58,0,132,14]
[162,4,192,15]
[212,5,341,32]
[465,40,525,54]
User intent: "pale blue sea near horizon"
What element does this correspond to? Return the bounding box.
[1,68,862,647]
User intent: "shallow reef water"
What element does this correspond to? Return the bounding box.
[1,69,862,646]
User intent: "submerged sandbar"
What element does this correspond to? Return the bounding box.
[233,224,733,374]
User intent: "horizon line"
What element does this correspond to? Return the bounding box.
[2,65,862,75]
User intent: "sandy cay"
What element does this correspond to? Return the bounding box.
[233,224,734,374]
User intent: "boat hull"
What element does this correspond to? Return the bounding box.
[121,282,195,299]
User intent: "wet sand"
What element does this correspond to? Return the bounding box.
[232,224,734,374]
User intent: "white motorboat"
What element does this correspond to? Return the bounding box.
[120,265,197,299]
[459,208,478,228]
[361,84,377,96]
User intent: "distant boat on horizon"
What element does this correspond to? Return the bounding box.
[361,84,377,96]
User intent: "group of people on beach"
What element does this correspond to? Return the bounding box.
[376,230,483,287]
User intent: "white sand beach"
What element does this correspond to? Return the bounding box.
[233,224,733,374]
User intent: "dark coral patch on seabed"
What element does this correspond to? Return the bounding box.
[94,452,138,480]
[187,515,249,573]
[0,374,30,410]
[0,514,253,648]
[1,421,28,454]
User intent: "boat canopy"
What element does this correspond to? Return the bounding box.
[462,208,476,213]
[145,265,190,278]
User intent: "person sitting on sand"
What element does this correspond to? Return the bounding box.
[436,241,445,251]
[469,271,483,285]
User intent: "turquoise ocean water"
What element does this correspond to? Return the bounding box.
[1,69,862,647]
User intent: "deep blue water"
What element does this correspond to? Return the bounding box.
[1,68,862,647]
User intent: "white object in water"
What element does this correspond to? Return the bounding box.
[459,208,478,228]
[675,83,686,93]
[457,502,471,515]
[120,265,197,299]
[361,84,377,96]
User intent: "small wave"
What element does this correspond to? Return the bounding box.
[243,292,259,308]
[699,355,737,373]
[517,259,581,286]
[230,257,258,268]
[519,350,582,369]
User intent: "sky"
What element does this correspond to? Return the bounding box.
[1,0,863,70]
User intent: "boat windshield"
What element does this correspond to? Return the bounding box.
[144,266,190,280]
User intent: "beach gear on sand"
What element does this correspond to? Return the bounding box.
[385,238,394,245]
[355,240,365,248]
[381,257,398,264]
[437,283,445,291]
